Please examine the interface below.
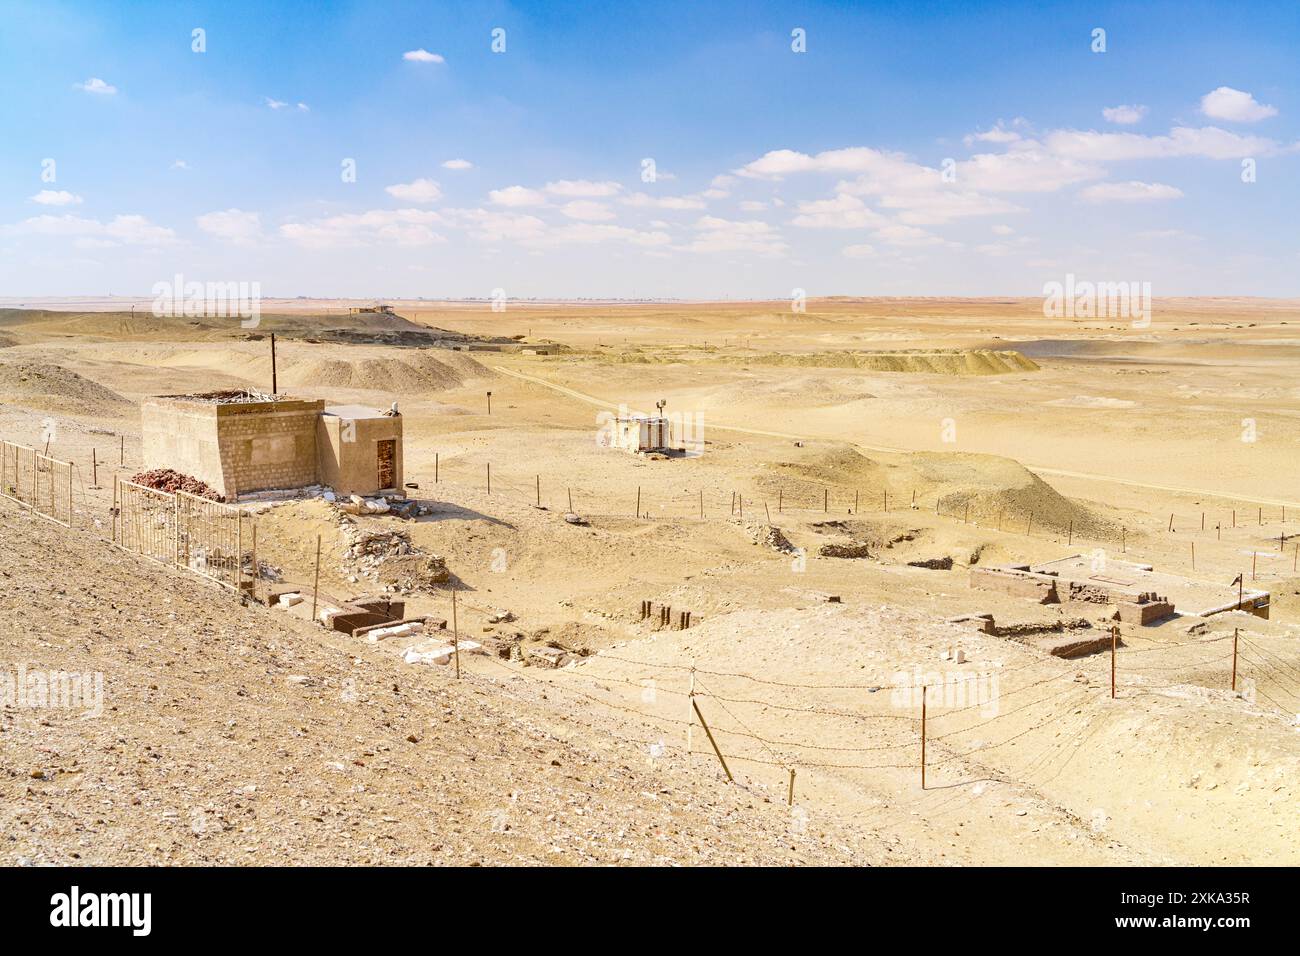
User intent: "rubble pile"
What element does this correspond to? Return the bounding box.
[339,526,450,593]
[130,469,223,501]
[740,521,797,553]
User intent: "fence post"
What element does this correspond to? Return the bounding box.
[920,685,927,790]
[311,534,322,622]
[1231,627,1239,691]
[1110,626,1118,699]
[692,698,733,783]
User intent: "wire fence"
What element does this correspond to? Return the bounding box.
[412,455,1300,588]
[0,440,73,526]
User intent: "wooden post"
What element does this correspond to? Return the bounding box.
[738,495,742,518]
[778,489,782,513]
[764,502,771,523]
[692,698,732,783]
[92,448,98,488]
[1111,626,1117,699]
[1232,509,1236,528]
[1168,513,1174,532]
[486,463,491,495]
[730,491,735,514]
[270,333,278,394]
[883,490,888,513]
[854,490,858,513]
[311,534,321,622]
[120,434,124,465]
[1027,512,1033,535]
[1201,512,1205,531]
[452,589,460,679]
[823,488,828,513]
[486,391,492,415]
[236,506,243,589]
[1231,628,1239,691]
[435,452,439,484]
[787,767,796,806]
[1190,541,1195,570]
[686,664,695,754]
[920,685,927,791]
[1258,507,1262,526]
[535,474,540,507]
[698,488,703,519]
[1252,551,1257,580]
[636,486,641,518]
[568,487,574,512]
[250,523,258,604]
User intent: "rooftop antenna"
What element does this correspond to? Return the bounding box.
[656,399,666,416]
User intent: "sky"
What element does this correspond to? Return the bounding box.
[0,0,1297,299]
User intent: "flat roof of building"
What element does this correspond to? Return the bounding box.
[154,389,285,404]
[322,404,394,420]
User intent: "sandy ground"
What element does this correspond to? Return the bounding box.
[1,298,1298,866]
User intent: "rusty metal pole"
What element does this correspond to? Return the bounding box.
[452,589,460,680]
[1111,626,1117,699]
[920,685,927,790]
[1231,628,1239,691]
[311,534,321,622]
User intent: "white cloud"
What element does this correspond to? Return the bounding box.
[684,216,786,255]
[1102,104,1148,125]
[264,97,288,110]
[488,185,548,207]
[171,159,189,170]
[446,208,547,243]
[385,178,443,203]
[559,200,616,221]
[404,49,445,63]
[280,209,445,247]
[957,147,1101,193]
[544,179,622,197]
[841,243,876,258]
[1044,125,1279,160]
[296,102,310,112]
[791,193,887,229]
[1200,86,1277,123]
[196,208,262,244]
[442,158,473,170]
[872,223,949,247]
[530,223,670,247]
[962,121,1026,146]
[1078,180,1184,203]
[738,200,767,212]
[30,190,82,206]
[4,213,174,245]
[622,192,706,210]
[991,224,1014,236]
[75,77,117,95]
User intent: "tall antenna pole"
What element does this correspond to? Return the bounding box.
[270,333,278,394]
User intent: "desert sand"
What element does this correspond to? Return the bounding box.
[1,297,1297,865]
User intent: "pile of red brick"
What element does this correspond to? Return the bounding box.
[130,469,224,502]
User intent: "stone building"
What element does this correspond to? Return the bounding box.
[141,390,403,500]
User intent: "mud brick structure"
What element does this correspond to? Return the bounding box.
[970,554,1268,622]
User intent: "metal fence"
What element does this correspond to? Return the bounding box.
[0,440,73,526]
[113,478,253,591]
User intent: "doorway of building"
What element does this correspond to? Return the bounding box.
[377,439,396,489]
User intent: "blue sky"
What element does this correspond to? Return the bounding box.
[1,0,1297,298]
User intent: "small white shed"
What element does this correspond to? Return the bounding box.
[612,415,673,453]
